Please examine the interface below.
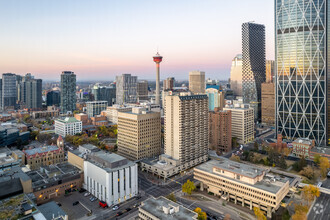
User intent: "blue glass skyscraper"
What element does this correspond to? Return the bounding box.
[275,0,329,146]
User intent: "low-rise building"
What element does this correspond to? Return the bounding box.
[0,148,22,171]
[54,117,82,137]
[139,196,197,220]
[91,115,108,126]
[68,145,138,206]
[23,145,65,170]
[292,138,315,159]
[0,124,30,147]
[31,110,60,119]
[26,163,83,204]
[194,159,289,218]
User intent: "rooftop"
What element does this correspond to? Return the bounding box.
[24,145,60,156]
[140,196,197,220]
[292,138,314,146]
[26,163,81,189]
[55,117,80,123]
[179,95,208,100]
[38,201,67,220]
[195,159,289,194]
[141,155,176,172]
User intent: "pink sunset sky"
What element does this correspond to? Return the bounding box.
[0,0,274,81]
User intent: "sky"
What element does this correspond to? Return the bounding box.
[0,0,274,81]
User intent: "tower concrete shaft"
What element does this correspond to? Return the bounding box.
[153,52,163,105]
[155,63,160,105]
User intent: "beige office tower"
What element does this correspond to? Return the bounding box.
[266,60,275,83]
[223,104,254,144]
[230,54,243,96]
[189,71,205,94]
[261,83,275,125]
[164,94,208,164]
[117,107,161,161]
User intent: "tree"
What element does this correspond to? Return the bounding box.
[293,157,307,172]
[182,179,196,195]
[23,114,31,123]
[253,207,266,220]
[229,155,240,162]
[278,155,287,169]
[291,203,308,220]
[302,185,320,205]
[194,207,207,220]
[30,131,39,140]
[313,154,321,165]
[299,166,314,180]
[166,193,176,202]
[319,157,329,178]
[254,142,259,151]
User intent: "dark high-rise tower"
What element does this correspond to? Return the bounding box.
[242,22,266,121]
[1,73,17,110]
[60,71,76,113]
[275,0,328,146]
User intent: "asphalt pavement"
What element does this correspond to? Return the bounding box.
[308,193,330,220]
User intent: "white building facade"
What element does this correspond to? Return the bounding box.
[54,117,82,137]
[83,153,138,206]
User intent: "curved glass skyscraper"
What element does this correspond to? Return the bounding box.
[242,22,266,122]
[275,0,329,146]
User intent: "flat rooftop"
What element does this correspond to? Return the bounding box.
[140,196,197,220]
[141,156,176,172]
[195,159,289,194]
[86,151,135,172]
[26,163,81,189]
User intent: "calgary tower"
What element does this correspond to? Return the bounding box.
[153,52,163,105]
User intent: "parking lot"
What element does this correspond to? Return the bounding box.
[54,191,105,219]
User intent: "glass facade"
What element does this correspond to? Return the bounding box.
[275,0,329,146]
[242,23,266,121]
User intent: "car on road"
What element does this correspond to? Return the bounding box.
[317,182,323,187]
[72,201,79,206]
[116,211,123,216]
[112,205,119,211]
[125,208,131,212]
[327,171,330,178]
[135,196,141,200]
[84,192,91,197]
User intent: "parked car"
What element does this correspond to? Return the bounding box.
[135,196,141,200]
[56,202,62,207]
[99,201,108,208]
[72,201,79,206]
[126,208,131,212]
[317,182,323,188]
[112,205,119,211]
[84,192,91,197]
[327,171,330,178]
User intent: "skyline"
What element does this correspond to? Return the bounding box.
[0,0,274,80]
